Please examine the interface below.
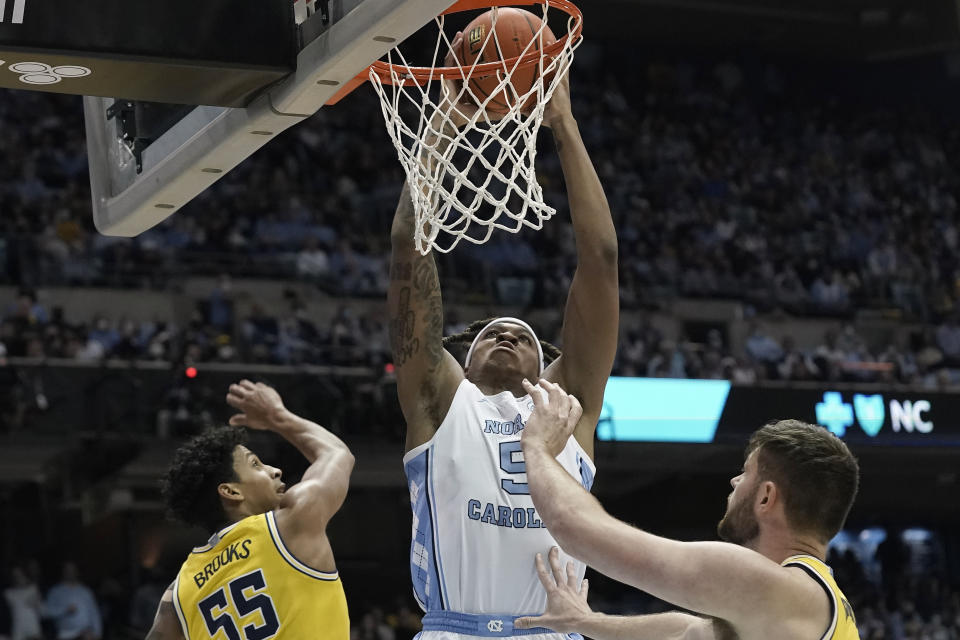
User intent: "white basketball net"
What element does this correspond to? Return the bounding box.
[370,2,582,254]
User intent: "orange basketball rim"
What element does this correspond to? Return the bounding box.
[327,0,583,104]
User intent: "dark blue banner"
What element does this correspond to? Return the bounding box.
[598,378,959,446]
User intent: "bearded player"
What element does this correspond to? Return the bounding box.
[518,388,861,640]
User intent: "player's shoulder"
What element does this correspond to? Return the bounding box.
[780,555,840,597]
[780,562,833,595]
[773,559,841,635]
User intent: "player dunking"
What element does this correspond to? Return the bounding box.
[144,380,354,640]
[388,52,619,640]
[517,381,861,640]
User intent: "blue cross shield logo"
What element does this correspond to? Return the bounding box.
[853,394,885,437]
[815,392,854,437]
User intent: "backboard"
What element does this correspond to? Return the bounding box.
[82,0,458,237]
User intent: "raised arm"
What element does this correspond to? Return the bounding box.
[520,381,828,638]
[144,586,185,640]
[227,381,355,571]
[540,76,619,457]
[389,184,464,453]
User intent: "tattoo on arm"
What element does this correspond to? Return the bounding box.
[390,287,420,366]
[413,260,444,366]
[391,260,412,282]
[390,260,419,367]
[389,256,443,369]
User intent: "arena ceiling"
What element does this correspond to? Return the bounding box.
[589,0,960,60]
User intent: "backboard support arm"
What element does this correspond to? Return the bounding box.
[86,0,458,237]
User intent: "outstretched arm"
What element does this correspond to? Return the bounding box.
[144,586,185,640]
[390,184,464,452]
[540,76,619,458]
[227,381,354,569]
[389,70,477,452]
[520,381,827,637]
[515,548,715,640]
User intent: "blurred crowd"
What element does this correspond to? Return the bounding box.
[9,283,960,391]
[0,284,390,369]
[1,561,102,640]
[2,50,960,317]
[615,316,960,388]
[3,50,960,388]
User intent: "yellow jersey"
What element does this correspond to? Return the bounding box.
[781,555,859,640]
[172,511,349,640]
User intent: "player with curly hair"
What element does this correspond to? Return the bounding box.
[145,380,354,640]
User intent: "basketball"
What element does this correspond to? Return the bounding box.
[457,7,557,114]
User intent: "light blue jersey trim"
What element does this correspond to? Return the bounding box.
[576,453,595,491]
[426,445,451,608]
[404,446,445,611]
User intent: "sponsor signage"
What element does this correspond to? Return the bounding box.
[598,378,959,446]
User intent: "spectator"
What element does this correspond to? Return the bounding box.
[205,274,235,331]
[744,323,784,365]
[810,270,851,314]
[352,609,395,640]
[814,330,846,381]
[773,267,809,312]
[4,567,42,640]
[776,336,818,381]
[878,335,920,385]
[935,313,960,366]
[127,570,166,635]
[4,290,48,327]
[296,237,331,280]
[43,562,101,640]
[0,344,28,431]
[86,316,120,354]
[646,338,686,378]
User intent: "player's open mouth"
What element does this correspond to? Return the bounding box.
[494,342,516,352]
[277,484,286,494]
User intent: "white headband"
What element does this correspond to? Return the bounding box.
[464,317,544,375]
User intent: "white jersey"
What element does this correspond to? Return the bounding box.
[403,379,596,616]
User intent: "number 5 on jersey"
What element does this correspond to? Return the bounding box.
[198,569,280,640]
[499,441,529,495]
